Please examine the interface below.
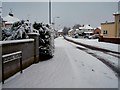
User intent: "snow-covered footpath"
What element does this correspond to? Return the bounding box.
[65,36,119,75]
[2,37,118,88]
[65,36,119,53]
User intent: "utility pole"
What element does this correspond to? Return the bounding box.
[49,0,51,24]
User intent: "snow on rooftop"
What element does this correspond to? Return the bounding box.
[68,29,74,32]
[113,11,120,15]
[76,29,79,31]
[79,25,93,30]
[3,15,20,24]
[58,29,63,32]
[79,27,83,29]
[83,25,93,30]
[98,26,101,29]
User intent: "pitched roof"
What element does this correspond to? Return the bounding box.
[83,25,93,29]
[79,27,83,29]
[58,29,63,32]
[3,14,20,24]
[113,11,120,15]
[68,29,74,32]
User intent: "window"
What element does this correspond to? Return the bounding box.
[103,30,108,35]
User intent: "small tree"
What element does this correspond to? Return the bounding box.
[63,26,70,35]
[72,24,81,30]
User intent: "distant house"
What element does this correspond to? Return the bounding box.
[0,16,6,30]
[101,11,120,38]
[82,25,94,35]
[78,24,94,36]
[94,27,101,35]
[68,24,94,37]
[58,29,63,36]
[3,12,20,29]
[68,29,75,36]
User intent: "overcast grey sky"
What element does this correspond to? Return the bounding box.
[2,2,118,29]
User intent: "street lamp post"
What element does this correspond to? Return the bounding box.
[49,0,51,24]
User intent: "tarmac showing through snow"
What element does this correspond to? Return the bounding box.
[2,37,118,88]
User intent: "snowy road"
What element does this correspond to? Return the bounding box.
[3,37,118,88]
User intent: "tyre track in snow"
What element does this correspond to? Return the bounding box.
[76,46,119,77]
[64,37,120,76]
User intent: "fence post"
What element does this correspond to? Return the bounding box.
[28,33,40,63]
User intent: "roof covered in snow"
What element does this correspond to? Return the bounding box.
[82,25,93,30]
[76,29,79,31]
[68,29,74,32]
[79,27,83,29]
[79,25,93,30]
[113,11,120,15]
[58,29,63,32]
[3,13,20,24]
[98,26,101,30]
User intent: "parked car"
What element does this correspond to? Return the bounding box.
[88,34,99,39]
[84,34,99,39]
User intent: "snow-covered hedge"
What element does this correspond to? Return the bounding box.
[2,20,31,41]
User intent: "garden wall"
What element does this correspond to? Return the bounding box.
[99,36,120,44]
[1,39,35,80]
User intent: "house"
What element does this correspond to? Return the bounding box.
[68,29,75,36]
[58,29,63,36]
[94,27,101,35]
[0,16,6,30]
[101,11,120,38]
[3,12,20,29]
[68,24,94,37]
[101,22,115,38]
[78,24,94,36]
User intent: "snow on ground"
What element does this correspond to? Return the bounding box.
[2,37,118,88]
[65,36,119,72]
[66,36,119,53]
[69,41,118,71]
